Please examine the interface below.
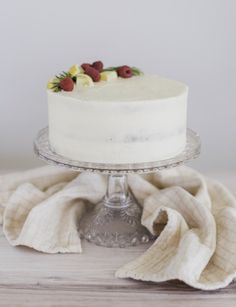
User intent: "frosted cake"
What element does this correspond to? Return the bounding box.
[47,61,188,164]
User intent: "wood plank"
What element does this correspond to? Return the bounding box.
[0,230,236,306]
[0,287,236,307]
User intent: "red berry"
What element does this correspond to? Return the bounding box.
[81,63,91,72]
[59,77,74,91]
[85,66,101,82]
[117,65,133,78]
[92,61,103,72]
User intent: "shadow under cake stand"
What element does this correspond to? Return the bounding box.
[34,127,200,248]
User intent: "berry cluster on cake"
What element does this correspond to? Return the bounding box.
[47,61,188,164]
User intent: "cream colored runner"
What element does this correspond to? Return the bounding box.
[0,166,236,290]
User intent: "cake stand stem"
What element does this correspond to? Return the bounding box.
[79,173,152,247]
[105,174,130,208]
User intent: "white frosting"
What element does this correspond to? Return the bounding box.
[48,75,188,164]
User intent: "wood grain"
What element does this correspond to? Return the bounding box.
[0,171,235,306]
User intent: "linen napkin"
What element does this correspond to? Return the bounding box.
[0,165,236,290]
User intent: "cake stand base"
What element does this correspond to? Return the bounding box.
[34,127,200,248]
[79,174,152,247]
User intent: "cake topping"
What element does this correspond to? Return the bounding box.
[84,66,101,82]
[47,61,143,92]
[81,63,91,71]
[100,70,118,81]
[59,77,74,92]
[92,61,103,72]
[68,64,84,77]
[117,65,133,78]
[103,66,143,77]
[47,78,58,90]
[76,74,94,87]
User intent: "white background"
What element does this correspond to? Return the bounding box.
[0,0,235,171]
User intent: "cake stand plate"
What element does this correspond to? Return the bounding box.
[34,127,200,248]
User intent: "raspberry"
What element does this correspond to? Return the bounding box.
[117,65,133,78]
[59,77,74,91]
[85,66,101,82]
[92,61,103,72]
[81,63,91,72]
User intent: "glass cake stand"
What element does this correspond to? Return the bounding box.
[34,127,200,248]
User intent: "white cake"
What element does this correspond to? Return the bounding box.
[48,74,188,164]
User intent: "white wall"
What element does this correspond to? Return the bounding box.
[1,0,235,171]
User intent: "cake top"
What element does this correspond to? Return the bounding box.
[47,60,187,102]
[59,75,187,102]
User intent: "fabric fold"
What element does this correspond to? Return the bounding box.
[0,165,236,290]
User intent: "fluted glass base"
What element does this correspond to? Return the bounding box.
[35,127,200,248]
[79,174,152,247]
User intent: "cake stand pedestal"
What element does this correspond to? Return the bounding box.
[34,128,200,248]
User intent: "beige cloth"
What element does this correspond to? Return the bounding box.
[0,165,236,290]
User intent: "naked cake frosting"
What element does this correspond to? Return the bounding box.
[47,61,188,164]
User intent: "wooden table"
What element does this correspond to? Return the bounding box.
[0,171,236,306]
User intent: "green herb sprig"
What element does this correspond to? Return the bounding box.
[102,66,143,76]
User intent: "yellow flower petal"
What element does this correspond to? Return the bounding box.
[76,74,94,87]
[100,71,118,81]
[68,64,84,77]
[47,78,59,90]
[47,80,54,89]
